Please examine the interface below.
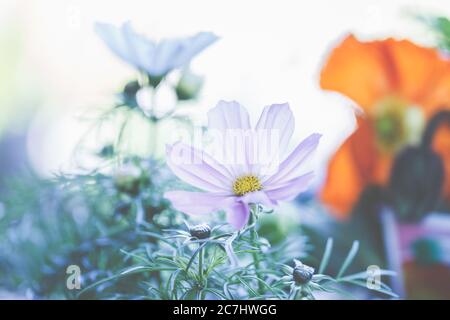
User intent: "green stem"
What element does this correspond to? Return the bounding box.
[115,111,129,164]
[150,88,158,156]
[151,119,158,156]
[288,286,297,300]
[198,245,204,284]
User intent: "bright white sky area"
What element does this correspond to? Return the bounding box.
[1,0,450,178]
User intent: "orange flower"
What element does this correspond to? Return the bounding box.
[320,35,450,219]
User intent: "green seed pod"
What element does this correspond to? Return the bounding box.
[293,260,314,285]
[189,223,211,239]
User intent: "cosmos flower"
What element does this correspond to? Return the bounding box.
[95,22,218,78]
[319,35,450,218]
[164,101,321,229]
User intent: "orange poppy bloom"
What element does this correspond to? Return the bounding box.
[320,34,450,219]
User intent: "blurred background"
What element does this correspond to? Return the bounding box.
[0,0,449,299]
[2,0,448,176]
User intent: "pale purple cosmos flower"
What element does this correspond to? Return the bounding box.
[95,22,218,77]
[164,101,321,229]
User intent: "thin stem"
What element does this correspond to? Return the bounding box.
[135,196,144,225]
[288,285,297,300]
[115,111,130,165]
[198,245,204,282]
[249,206,263,295]
[150,88,159,156]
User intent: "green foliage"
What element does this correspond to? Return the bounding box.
[0,71,397,300]
[0,157,175,298]
[0,162,397,300]
[418,15,450,52]
[77,220,397,300]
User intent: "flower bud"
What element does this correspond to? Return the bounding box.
[121,80,141,108]
[98,144,115,158]
[189,223,211,239]
[113,164,142,196]
[293,260,314,285]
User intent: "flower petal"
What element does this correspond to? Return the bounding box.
[240,191,276,207]
[320,140,363,218]
[321,35,450,115]
[95,23,216,77]
[265,172,314,201]
[95,22,157,73]
[121,22,158,73]
[384,38,448,107]
[172,32,219,68]
[95,22,137,68]
[320,118,390,218]
[147,32,217,75]
[421,68,450,117]
[254,103,295,176]
[256,103,294,155]
[164,191,233,215]
[320,34,391,110]
[166,142,233,192]
[225,201,250,229]
[148,38,182,75]
[263,133,321,187]
[207,100,252,176]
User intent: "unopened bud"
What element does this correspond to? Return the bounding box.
[293,260,314,285]
[189,223,211,239]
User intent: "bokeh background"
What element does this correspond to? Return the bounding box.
[2,0,448,176]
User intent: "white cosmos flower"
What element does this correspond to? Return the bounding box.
[95,21,218,77]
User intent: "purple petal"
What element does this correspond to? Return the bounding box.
[166,142,233,192]
[256,103,294,155]
[207,100,251,130]
[265,172,315,201]
[263,133,321,187]
[164,191,234,215]
[225,201,250,229]
[240,191,276,208]
[206,100,253,176]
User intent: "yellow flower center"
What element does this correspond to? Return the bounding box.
[232,175,262,196]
